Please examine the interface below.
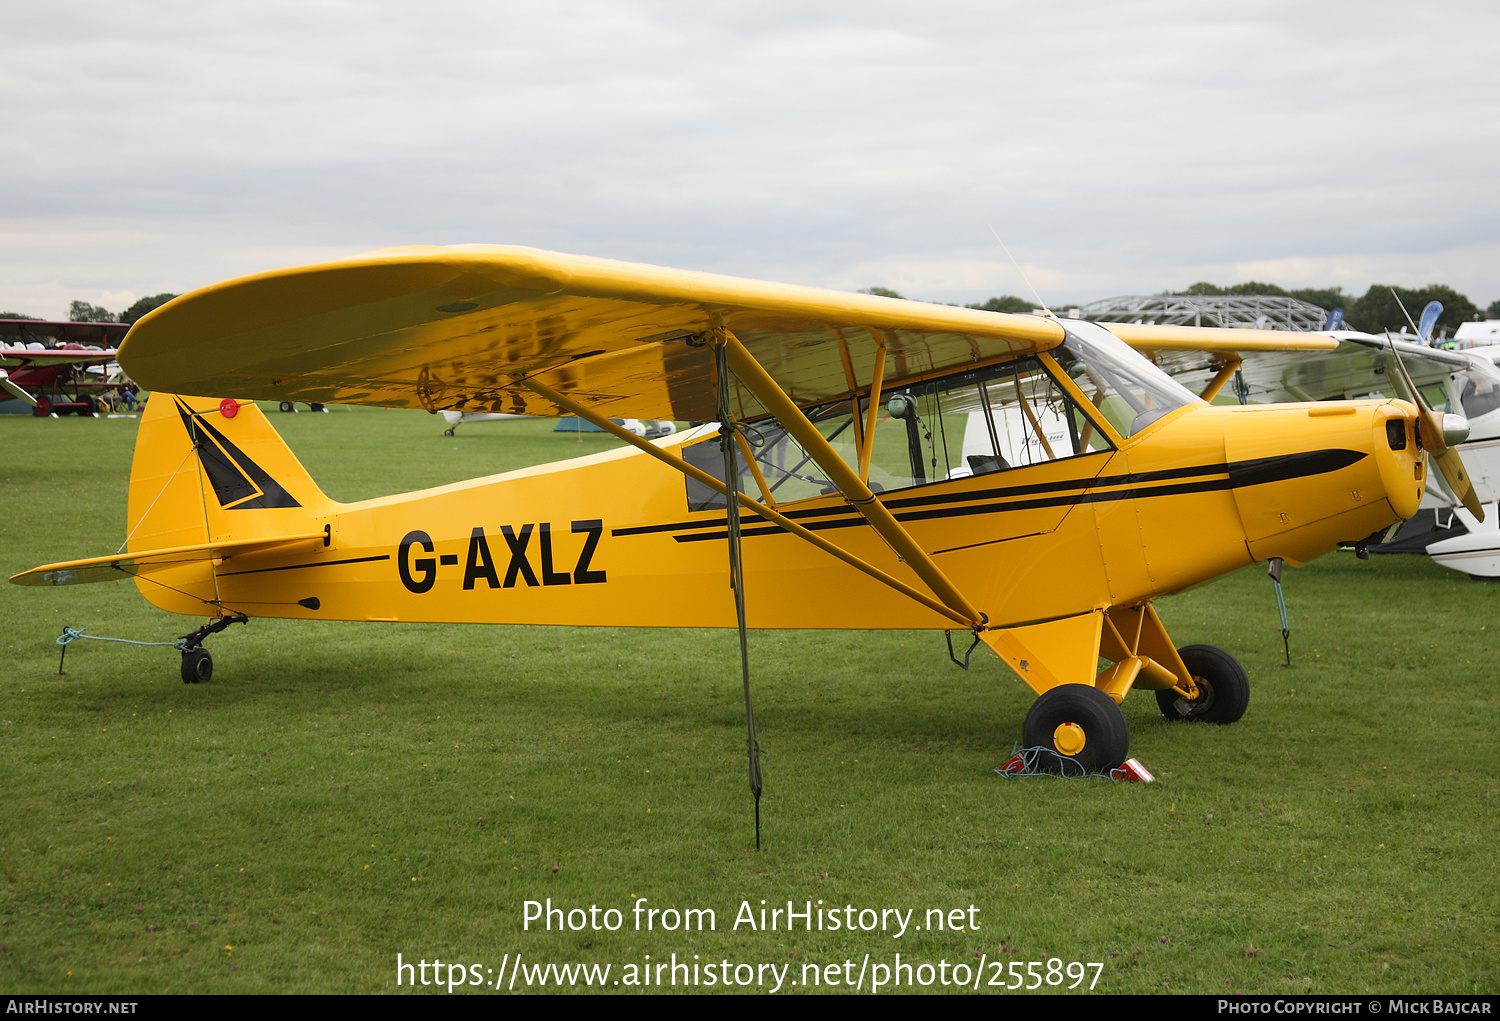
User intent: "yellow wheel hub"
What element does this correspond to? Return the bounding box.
[1052,722,1086,757]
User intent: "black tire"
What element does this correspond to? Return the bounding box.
[279,401,295,413]
[443,428,455,437]
[181,647,213,684]
[1021,684,1130,774]
[1156,644,1248,724]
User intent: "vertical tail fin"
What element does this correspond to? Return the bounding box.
[125,396,331,614]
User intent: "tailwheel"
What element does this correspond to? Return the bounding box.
[181,647,213,684]
[1156,644,1248,724]
[1022,683,1130,774]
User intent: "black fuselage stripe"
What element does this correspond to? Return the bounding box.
[617,449,1365,540]
[218,554,391,577]
[667,448,1367,543]
[670,482,1187,542]
[612,453,1316,537]
[612,475,1118,536]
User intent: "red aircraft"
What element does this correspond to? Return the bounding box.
[0,319,128,416]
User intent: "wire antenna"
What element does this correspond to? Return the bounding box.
[1389,288,1422,337]
[988,223,1054,318]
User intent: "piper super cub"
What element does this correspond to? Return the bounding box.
[12,246,1480,774]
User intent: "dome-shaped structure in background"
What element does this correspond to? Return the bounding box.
[1076,293,1329,331]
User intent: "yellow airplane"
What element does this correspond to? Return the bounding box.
[11,245,1481,775]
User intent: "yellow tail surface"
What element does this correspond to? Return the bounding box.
[126,396,332,614]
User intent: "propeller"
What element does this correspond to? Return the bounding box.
[1384,335,1485,520]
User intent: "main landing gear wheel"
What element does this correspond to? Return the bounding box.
[443,428,455,437]
[1021,684,1130,774]
[33,396,52,417]
[279,401,295,413]
[181,647,213,684]
[1156,644,1248,724]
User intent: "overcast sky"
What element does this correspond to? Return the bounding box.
[3,0,1497,320]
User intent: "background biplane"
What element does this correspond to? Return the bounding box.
[0,318,127,416]
[12,246,1480,775]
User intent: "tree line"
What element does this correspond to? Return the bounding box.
[865,283,1500,334]
[0,294,178,325]
[67,294,180,325]
[861,287,1033,314]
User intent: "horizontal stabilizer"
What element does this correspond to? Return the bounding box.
[8,532,325,587]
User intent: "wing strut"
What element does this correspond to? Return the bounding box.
[1198,356,1242,403]
[857,339,887,483]
[519,383,974,628]
[718,328,988,629]
[713,342,764,851]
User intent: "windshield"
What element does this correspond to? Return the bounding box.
[1053,320,1201,437]
[1459,369,1500,421]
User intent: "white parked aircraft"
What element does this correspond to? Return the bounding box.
[1153,331,1500,579]
[438,408,677,439]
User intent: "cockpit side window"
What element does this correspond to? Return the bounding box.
[876,356,1112,486]
[681,353,1115,511]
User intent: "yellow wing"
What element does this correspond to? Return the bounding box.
[123,246,1064,423]
[123,245,1336,421]
[1098,321,1337,355]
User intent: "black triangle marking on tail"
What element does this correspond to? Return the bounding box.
[175,399,301,510]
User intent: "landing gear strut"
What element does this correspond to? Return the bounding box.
[1000,602,1251,774]
[177,613,247,684]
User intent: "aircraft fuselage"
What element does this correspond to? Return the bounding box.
[133,397,1425,637]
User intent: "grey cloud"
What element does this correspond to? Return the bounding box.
[2,0,1497,316]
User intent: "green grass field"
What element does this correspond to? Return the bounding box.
[1,405,1495,994]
